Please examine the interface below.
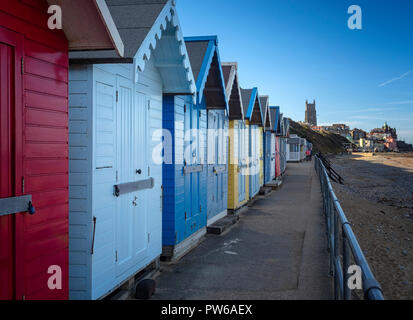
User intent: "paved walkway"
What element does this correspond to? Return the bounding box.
[153,161,332,300]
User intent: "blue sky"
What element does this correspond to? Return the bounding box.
[177,0,413,143]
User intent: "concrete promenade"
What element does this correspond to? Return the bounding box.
[153,161,332,300]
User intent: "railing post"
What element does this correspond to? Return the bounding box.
[329,189,334,277]
[333,205,340,299]
[343,230,351,300]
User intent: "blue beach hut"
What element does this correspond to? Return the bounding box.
[260,96,273,185]
[162,36,229,259]
[67,0,196,299]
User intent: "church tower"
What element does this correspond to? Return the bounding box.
[305,100,317,126]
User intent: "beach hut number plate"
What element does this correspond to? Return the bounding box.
[184,165,204,175]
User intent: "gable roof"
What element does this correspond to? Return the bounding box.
[278,113,284,135]
[184,36,229,112]
[240,88,264,126]
[48,0,124,56]
[222,62,244,120]
[269,106,280,133]
[260,96,271,131]
[69,0,196,96]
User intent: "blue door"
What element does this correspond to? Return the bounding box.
[207,110,228,223]
[184,102,201,237]
[264,131,272,184]
[249,125,259,198]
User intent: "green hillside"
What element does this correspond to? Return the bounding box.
[289,120,348,154]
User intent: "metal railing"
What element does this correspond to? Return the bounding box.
[314,155,384,300]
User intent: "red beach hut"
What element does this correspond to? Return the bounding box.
[0,0,123,300]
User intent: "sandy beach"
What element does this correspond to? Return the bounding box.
[329,153,413,300]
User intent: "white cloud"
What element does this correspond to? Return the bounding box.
[350,107,399,113]
[378,70,413,87]
[386,100,413,105]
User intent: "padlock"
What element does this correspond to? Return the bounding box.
[28,201,36,215]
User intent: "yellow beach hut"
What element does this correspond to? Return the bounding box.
[222,63,249,212]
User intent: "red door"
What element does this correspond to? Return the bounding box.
[0,27,23,300]
[0,41,14,300]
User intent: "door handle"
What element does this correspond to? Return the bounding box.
[136,169,142,175]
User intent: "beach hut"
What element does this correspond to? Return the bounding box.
[241,88,264,199]
[300,138,307,161]
[0,0,123,300]
[287,134,301,162]
[261,96,273,185]
[259,127,264,188]
[67,0,196,299]
[185,37,229,227]
[278,114,285,175]
[269,106,279,179]
[270,106,282,178]
[161,36,228,259]
[222,62,249,212]
[275,111,283,177]
[280,117,290,174]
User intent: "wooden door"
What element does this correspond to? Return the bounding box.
[184,102,201,236]
[238,121,245,203]
[115,76,148,277]
[0,41,14,300]
[0,27,23,300]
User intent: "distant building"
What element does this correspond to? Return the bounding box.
[350,128,367,141]
[311,123,349,138]
[373,142,385,152]
[369,122,397,140]
[331,124,350,138]
[311,125,329,132]
[359,138,373,151]
[384,136,398,152]
[305,100,317,126]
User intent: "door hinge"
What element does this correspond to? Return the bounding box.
[200,205,202,212]
[22,177,25,194]
[116,90,119,102]
[91,216,97,255]
[148,100,151,110]
[184,104,186,113]
[160,185,163,210]
[147,233,150,243]
[148,166,150,177]
[21,57,24,75]
[115,250,118,262]
[184,212,187,220]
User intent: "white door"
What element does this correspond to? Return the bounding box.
[271,134,276,179]
[115,76,148,277]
